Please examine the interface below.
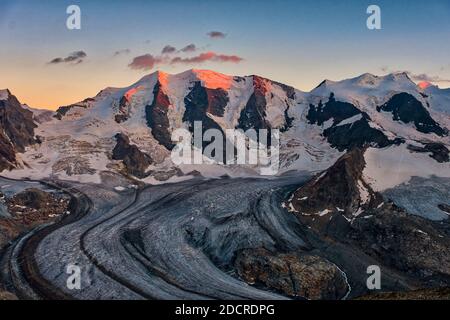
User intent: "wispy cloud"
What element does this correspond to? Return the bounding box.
[128,51,243,71]
[48,51,87,65]
[114,49,131,56]
[207,31,226,39]
[128,54,165,70]
[180,44,197,53]
[161,45,177,54]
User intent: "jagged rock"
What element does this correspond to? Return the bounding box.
[237,76,270,131]
[145,81,175,150]
[307,93,397,151]
[377,92,447,136]
[10,188,54,210]
[115,96,131,123]
[183,81,229,161]
[0,90,37,171]
[289,148,382,221]
[407,143,449,163]
[348,202,450,284]
[54,97,95,120]
[235,248,348,300]
[112,133,153,178]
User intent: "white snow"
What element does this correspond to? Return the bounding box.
[335,114,363,127]
[317,209,331,216]
[357,179,370,204]
[363,144,450,191]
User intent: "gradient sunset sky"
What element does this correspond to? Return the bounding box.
[1,0,449,110]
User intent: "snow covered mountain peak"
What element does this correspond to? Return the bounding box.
[1,69,448,187]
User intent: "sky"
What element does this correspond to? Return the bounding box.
[1,0,449,110]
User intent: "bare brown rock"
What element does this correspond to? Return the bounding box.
[235,248,348,300]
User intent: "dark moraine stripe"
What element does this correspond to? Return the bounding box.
[145,81,175,150]
[376,92,447,136]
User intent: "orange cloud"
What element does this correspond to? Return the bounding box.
[128,54,165,70]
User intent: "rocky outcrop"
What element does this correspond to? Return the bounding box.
[307,93,397,151]
[235,248,348,300]
[407,142,449,163]
[0,89,37,171]
[237,76,271,132]
[0,132,16,171]
[289,148,382,222]
[183,81,229,161]
[10,188,55,210]
[0,188,70,247]
[348,202,450,284]
[145,82,175,150]
[114,96,131,123]
[54,97,95,120]
[112,133,153,178]
[377,93,447,136]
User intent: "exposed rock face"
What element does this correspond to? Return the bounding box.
[183,81,229,161]
[376,92,447,136]
[237,76,270,132]
[114,96,131,123]
[307,93,396,151]
[10,188,54,210]
[183,81,228,131]
[348,202,450,284]
[289,148,382,221]
[0,188,70,247]
[54,97,95,120]
[0,132,16,171]
[145,81,175,150]
[407,142,449,163]
[0,89,37,171]
[235,248,348,300]
[112,133,153,178]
